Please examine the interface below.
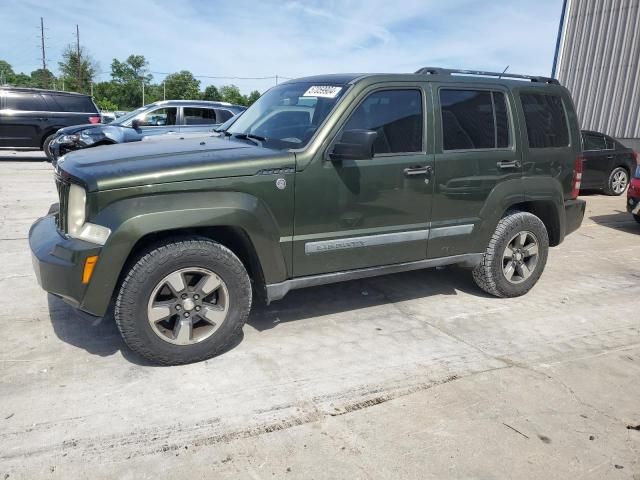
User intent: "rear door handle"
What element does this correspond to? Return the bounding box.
[37,117,49,121]
[497,160,521,169]
[404,165,433,177]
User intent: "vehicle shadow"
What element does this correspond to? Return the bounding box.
[248,265,489,331]
[0,150,47,162]
[46,294,243,366]
[589,210,640,234]
[47,265,485,363]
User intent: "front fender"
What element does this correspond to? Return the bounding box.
[82,190,287,316]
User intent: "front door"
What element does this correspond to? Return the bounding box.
[136,106,179,138]
[292,87,434,277]
[581,131,611,189]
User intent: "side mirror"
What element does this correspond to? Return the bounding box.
[131,118,142,130]
[329,129,377,161]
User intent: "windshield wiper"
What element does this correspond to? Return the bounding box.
[232,133,266,146]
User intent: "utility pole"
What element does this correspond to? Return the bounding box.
[275,75,278,85]
[40,17,46,71]
[163,81,166,101]
[142,78,145,106]
[90,82,93,96]
[76,24,81,91]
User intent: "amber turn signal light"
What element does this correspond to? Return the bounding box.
[82,256,99,284]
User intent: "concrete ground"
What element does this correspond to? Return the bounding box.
[1,150,639,479]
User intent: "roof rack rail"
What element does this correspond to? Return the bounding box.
[414,67,559,85]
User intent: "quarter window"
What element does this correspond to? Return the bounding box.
[343,89,423,154]
[521,93,569,148]
[214,109,234,123]
[440,89,510,151]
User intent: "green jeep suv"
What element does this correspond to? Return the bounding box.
[29,68,586,365]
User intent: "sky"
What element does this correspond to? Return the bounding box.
[0,0,564,93]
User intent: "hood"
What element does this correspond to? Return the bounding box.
[57,136,295,191]
[57,123,108,135]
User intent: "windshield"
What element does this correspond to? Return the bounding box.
[226,82,348,149]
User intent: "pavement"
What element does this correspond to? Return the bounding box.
[1,150,639,479]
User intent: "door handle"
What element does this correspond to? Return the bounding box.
[606,155,614,159]
[404,165,433,177]
[37,117,49,121]
[497,160,521,169]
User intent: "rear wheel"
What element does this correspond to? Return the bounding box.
[473,211,549,297]
[115,238,252,365]
[604,167,629,196]
[634,214,640,224]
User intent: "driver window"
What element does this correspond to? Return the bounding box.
[137,107,177,127]
[343,89,423,154]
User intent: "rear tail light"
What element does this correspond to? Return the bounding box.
[570,155,583,199]
[88,116,101,124]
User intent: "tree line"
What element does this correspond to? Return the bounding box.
[0,47,262,111]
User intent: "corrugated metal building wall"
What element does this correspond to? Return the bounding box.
[555,0,640,147]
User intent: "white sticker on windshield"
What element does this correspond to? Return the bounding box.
[302,86,342,98]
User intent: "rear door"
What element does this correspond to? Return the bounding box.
[0,90,48,147]
[45,94,100,131]
[581,131,610,188]
[430,84,522,259]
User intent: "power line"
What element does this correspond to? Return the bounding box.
[148,71,293,81]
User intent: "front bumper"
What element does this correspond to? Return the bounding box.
[29,213,102,313]
[564,198,586,237]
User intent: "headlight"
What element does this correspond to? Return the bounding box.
[58,134,79,144]
[66,184,111,245]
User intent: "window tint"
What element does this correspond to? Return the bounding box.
[521,93,569,148]
[183,107,217,125]
[137,107,177,126]
[343,89,422,154]
[582,132,606,151]
[440,89,510,150]
[48,94,96,112]
[214,108,234,123]
[604,135,618,150]
[4,92,47,111]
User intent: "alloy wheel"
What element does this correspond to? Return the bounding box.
[611,169,628,194]
[147,267,229,345]
[502,231,539,284]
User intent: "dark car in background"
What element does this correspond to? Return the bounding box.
[581,130,638,195]
[0,87,100,155]
[49,100,245,162]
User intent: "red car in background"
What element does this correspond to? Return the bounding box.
[628,163,640,223]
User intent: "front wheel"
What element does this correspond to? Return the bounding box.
[473,211,549,297]
[42,134,56,162]
[604,167,629,196]
[115,238,252,365]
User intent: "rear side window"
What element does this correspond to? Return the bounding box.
[520,93,569,148]
[440,89,510,151]
[47,94,97,113]
[343,89,423,154]
[582,132,606,151]
[183,107,217,125]
[4,92,47,111]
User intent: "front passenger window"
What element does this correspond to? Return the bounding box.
[137,107,177,127]
[342,89,423,154]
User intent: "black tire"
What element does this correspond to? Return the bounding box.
[472,211,549,298]
[42,134,56,162]
[604,166,629,196]
[115,237,252,365]
[634,214,640,224]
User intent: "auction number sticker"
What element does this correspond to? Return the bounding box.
[302,86,342,98]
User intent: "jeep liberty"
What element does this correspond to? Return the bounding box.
[29,68,586,365]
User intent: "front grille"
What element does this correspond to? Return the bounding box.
[55,176,70,233]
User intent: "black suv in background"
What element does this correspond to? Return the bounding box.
[49,100,246,162]
[581,130,638,195]
[0,87,100,155]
